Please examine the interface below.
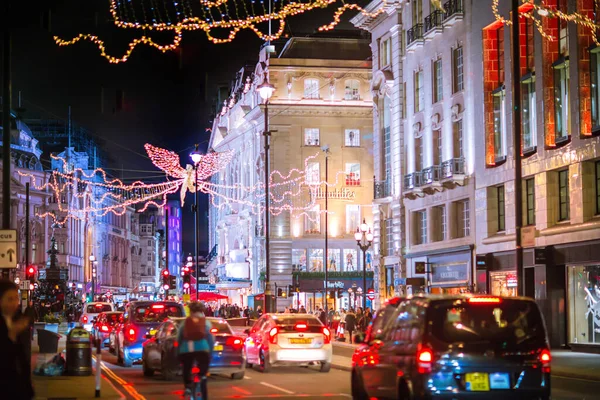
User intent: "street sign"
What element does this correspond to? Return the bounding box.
[367,288,375,300]
[19,280,30,291]
[0,229,17,268]
[197,284,217,291]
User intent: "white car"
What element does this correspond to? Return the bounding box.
[81,302,115,331]
[243,313,332,373]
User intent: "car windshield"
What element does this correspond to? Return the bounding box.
[106,313,122,325]
[133,304,183,323]
[208,320,233,334]
[87,304,112,313]
[430,299,546,349]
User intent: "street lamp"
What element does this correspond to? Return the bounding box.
[354,219,373,309]
[257,70,276,313]
[190,146,202,298]
[89,254,96,301]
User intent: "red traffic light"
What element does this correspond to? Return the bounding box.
[183,282,190,289]
[162,269,170,277]
[27,266,35,275]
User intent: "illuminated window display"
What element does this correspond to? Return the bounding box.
[489,271,518,297]
[568,265,600,344]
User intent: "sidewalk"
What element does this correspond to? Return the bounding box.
[31,333,125,400]
[330,342,600,380]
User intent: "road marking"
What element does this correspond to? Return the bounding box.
[244,375,252,379]
[260,381,295,394]
[553,374,600,383]
[93,356,147,400]
[232,386,253,395]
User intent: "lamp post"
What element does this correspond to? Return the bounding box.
[187,255,193,297]
[190,146,202,298]
[354,219,373,310]
[89,254,96,301]
[322,146,330,322]
[257,71,276,313]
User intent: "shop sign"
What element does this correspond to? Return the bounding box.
[534,248,547,265]
[314,186,356,201]
[506,273,518,288]
[394,278,406,286]
[430,263,469,286]
[521,226,536,248]
[298,276,373,292]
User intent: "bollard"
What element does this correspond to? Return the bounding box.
[95,338,101,398]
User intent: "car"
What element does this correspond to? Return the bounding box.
[142,317,246,380]
[351,295,551,400]
[108,314,123,354]
[92,311,123,347]
[115,301,185,367]
[81,302,116,331]
[243,313,332,373]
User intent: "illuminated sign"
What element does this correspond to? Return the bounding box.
[313,187,356,201]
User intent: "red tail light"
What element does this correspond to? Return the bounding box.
[210,328,218,334]
[126,326,136,342]
[416,346,433,374]
[295,323,308,331]
[191,366,200,374]
[226,336,244,351]
[269,327,278,344]
[540,349,551,373]
[322,327,331,344]
[83,315,88,324]
[101,325,110,332]
[468,296,501,304]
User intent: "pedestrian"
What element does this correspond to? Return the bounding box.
[23,300,38,342]
[0,280,35,400]
[318,308,327,325]
[299,305,306,314]
[344,309,357,344]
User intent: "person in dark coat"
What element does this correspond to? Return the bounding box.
[344,309,357,344]
[0,280,35,400]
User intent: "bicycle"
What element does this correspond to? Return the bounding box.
[184,366,208,400]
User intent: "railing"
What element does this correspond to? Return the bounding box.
[422,166,442,184]
[407,24,424,46]
[207,244,218,263]
[403,171,424,190]
[374,179,392,199]
[424,10,444,33]
[443,0,463,20]
[441,157,466,178]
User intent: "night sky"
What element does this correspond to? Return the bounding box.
[8,0,364,254]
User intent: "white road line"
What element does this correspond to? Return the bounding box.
[260,381,295,394]
[244,375,252,379]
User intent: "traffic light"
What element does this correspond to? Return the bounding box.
[182,267,191,291]
[161,269,170,290]
[277,287,284,297]
[288,285,293,297]
[328,291,335,299]
[337,288,343,298]
[26,266,36,282]
[169,275,177,290]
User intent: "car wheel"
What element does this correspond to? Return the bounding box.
[351,371,368,400]
[397,379,412,400]
[142,357,154,377]
[117,345,123,365]
[162,353,175,381]
[258,349,270,373]
[231,371,245,380]
[320,361,331,373]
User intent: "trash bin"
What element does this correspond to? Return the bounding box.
[66,327,92,376]
[37,329,60,354]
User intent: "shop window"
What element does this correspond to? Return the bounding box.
[452,46,464,94]
[414,69,424,113]
[345,129,360,147]
[568,265,600,344]
[415,210,427,245]
[344,80,360,100]
[327,249,341,272]
[304,128,320,146]
[433,59,443,103]
[346,204,361,234]
[433,129,442,166]
[305,162,320,184]
[521,74,537,152]
[526,177,536,225]
[304,78,319,99]
[558,169,570,221]
[453,119,464,159]
[497,185,505,232]
[292,249,306,271]
[345,163,361,186]
[489,271,518,297]
[308,249,324,271]
[343,249,357,271]
[385,218,394,256]
[305,205,321,234]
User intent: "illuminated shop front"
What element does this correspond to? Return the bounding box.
[568,265,600,345]
[489,271,518,297]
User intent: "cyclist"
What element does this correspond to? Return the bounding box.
[177,302,214,399]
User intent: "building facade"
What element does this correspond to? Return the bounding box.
[208,37,374,311]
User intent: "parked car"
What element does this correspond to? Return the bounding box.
[92,311,123,346]
[142,317,245,380]
[351,295,551,400]
[81,302,116,331]
[244,313,332,373]
[115,301,185,367]
[108,314,124,354]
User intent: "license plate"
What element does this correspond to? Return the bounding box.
[489,372,510,389]
[465,373,489,391]
[289,338,312,345]
[214,344,223,351]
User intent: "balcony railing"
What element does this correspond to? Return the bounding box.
[443,0,463,22]
[374,179,392,199]
[406,24,424,46]
[441,157,465,178]
[422,166,442,184]
[403,171,424,190]
[424,10,444,34]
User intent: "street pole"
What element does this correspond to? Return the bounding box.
[195,160,200,297]
[511,0,524,296]
[25,182,29,267]
[2,1,12,280]
[362,249,367,309]
[264,101,271,313]
[323,149,329,320]
[165,207,170,277]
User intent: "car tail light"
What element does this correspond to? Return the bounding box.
[269,327,278,344]
[468,296,501,304]
[126,326,136,342]
[83,315,88,324]
[322,327,331,344]
[295,323,308,331]
[191,366,200,374]
[540,349,551,373]
[416,346,433,374]
[210,328,218,334]
[226,336,244,351]
[101,325,110,332]
[151,304,165,310]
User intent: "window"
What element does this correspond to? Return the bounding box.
[304,128,320,146]
[344,79,360,100]
[497,186,505,232]
[433,59,443,103]
[380,38,391,68]
[497,26,505,85]
[558,0,569,56]
[345,163,361,186]
[415,210,427,245]
[414,70,424,112]
[558,169,570,221]
[452,46,464,93]
[432,206,446,242]
[346,205,361,234]
[386,218,394,256]
[433,129,442,165]
[305,205,321,234]
[147,253,152,261]
[415,136,424,171]
[147,240,152,246]
[591,49,600,129]
[381,95,392,181]
[521,74,537,151]
[304,78,319,99]
[439,205,447,241]
[553,60,570,142]
[305,162,320,184]
[492,89,505,159]
[525,177,535,225]
[595,161,600,215]
[412,0,422,26]
[345,129,360,147]
[456,200,470,238]
[453,119,464,159]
